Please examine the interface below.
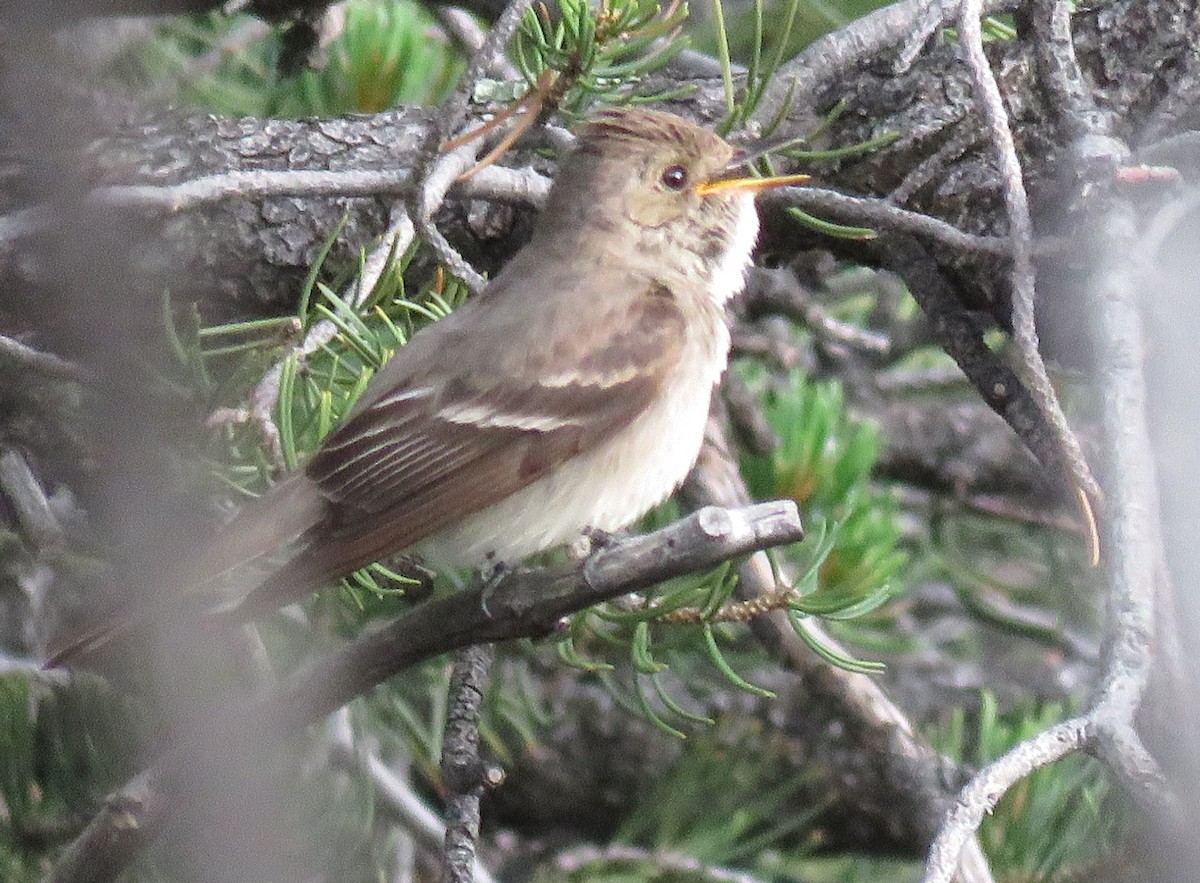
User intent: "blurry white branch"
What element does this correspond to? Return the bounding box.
[922,1,1184,879]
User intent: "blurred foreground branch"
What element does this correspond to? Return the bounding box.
[47,501,803,883]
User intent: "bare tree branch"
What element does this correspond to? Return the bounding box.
[768,186,1016,258]
[923,717,1089,883]
[957,0,1100,507]
[0,333,87,382]
[441,643,496,883]
[923,1,1192,876]
[328,709,499,883]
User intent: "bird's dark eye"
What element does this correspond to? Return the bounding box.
[661,164,689,190]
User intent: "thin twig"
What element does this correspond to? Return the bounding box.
[729,324,809,371]
[878,235,1074,486]
[768,186,1015,258]
[410,0,536,294]
[439,7,485,50]
[0,448,62,548]
[923,717,1089,883]
[415,145,489,292]
[745,266,892,356]
[328,711,499,883]
[91,164,540,217]
[0,653,72,687]
[893,0,950,75]
[0,332,87,382]
[888,123,985,207]
[875,363,972,394]
[441,644,496,883]
[556,844,770,883]
[720,371,777,456]
[91,168,414,212]
[459,164,551,207]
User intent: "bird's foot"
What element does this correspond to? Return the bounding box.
[575,526,619,558]
[478,560,510,618]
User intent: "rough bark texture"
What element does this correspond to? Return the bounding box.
[4,0,1193,331]
[92,111,427,312]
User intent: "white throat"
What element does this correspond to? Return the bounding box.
[708,194,760,305]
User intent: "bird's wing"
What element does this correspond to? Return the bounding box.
[258,281,688,592]
[48,277,693,661]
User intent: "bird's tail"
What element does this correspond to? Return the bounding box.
[44,475,327,668]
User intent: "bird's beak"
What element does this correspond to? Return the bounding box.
[695,172,810,196]
[695,142,810,197]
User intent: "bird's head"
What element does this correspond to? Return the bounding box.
[563,107,807,224]
[537,107,807,298]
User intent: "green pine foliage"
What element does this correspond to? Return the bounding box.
[741,366,907,621]
[510,0,692,119]
[0,673,153,882]
[129,0,462,116]
[615,729,822,870]
[295,0,463,113]
[694,0,893,74]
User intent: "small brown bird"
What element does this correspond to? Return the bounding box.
[49,107,807,665]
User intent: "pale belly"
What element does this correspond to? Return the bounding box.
[418,327,729,567]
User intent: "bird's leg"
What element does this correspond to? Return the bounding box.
[477,560,510,618]
[580,526,619,555]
